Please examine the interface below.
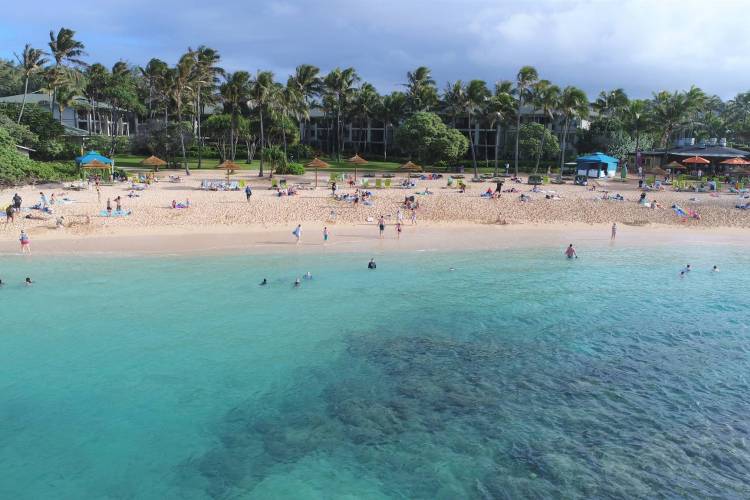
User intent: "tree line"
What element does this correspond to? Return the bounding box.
[3,27,750,177]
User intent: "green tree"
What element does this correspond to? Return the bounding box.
[219,71,251,161]
[249,71,276,176]
[323,67,359,160]
[168,51,196,174]
[531,80,560,173]
[518,122,560,163]
[287,64,321,144]
[465,80,490,178]
[512,66,538,176]
[47,28,86,115]
[192,46,224,168]
[14,45,48,123]
[558,86,589,169]
[376,91,406,160]
[486,82,514,176]
[395,111,468,164]
[404,66,438,113]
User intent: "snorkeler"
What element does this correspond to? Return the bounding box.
[368,258,377,269]
[25,277,33,285]
[260,278,268,286]
[294,278,301,287]
[712,265,719,272]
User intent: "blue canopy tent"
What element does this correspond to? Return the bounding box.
[75,151,114,180]
[576,152,619,179]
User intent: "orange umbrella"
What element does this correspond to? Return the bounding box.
[720,157,750,165]
[682,155,710,165]
[347,154,368,182]
[306,157,331,188]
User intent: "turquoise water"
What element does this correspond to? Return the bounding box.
[1,245,750,499]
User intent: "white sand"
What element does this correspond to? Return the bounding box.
[1,169,748,255]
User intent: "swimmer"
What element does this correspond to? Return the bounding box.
[368,258,377,269]
[260,278,268,286]
[0,279,3,286]
[25,277,33,285]
[712,265,719,272]
[304,272,312,280]
[564,244,578,259]
[680,271,685,278]
[294,278,301,287]
[682,264,691,273]
[449,267,455,272]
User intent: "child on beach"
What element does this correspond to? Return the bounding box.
[20,230,30,254]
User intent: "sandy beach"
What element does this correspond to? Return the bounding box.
[2,169,749,254]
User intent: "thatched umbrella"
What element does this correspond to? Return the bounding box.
[403,161,422,176]
[217,160,241,180]
[648,166,668,176]
[141,155,167,171]
[306,157,330,188]
[347,154,368,182]
[664,160,684,170]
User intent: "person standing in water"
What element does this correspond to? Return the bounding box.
[260,278,268,286]
[106,198,112,216]
[565,244,577,259]
[368,258,377,269]
[25,277,33,285]
[323,226,329,243]
[292,224,302,244]
[19,230,30,254]
[611,222,617,240]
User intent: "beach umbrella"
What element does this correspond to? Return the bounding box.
[720,157,750,165]
[140,155,167,171]
[402,160,422,172]
[347,154,368,182]
[217,160,241,180]
[682,155,710,165]
[648,167,668,176]
[306,157,330,188]
[664,160,684,169]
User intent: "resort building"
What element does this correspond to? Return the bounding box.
[301,106,589,160]
[0,91,134,136]
[635,137,750,172]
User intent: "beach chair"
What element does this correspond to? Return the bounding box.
[384,179,391,188]
[447,177,454,187]
[362,179,370,188]
[375,179,383,189]
[543,175,550,184]
[271,179,279,188]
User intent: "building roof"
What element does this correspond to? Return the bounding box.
[666,144,749,158]
[0,91,115,110]
[15,144,36,152]
[577,152,619,164]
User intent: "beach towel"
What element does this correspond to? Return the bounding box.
[100,210,131,217]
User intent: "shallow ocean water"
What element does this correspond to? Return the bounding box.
[1,244,749,499]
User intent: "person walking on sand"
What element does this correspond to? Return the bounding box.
[114,196,122,212]
[396,221,402,239]
[245,184,252,202]
[323,226,329,243]
[292,224,302,244]
[411,209,417,225]
[565,244,577,259]
[13,193,22,210]
[19,230,30,254]
[378,216,385,238]
[5,204,14,224]
[611,222,617,240]
[397,209,404,224]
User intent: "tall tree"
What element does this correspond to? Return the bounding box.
[485,83,514,176]
[287,64,321,144]
[192,46,224,168]
[323,67,359,161]
[405,66,438,113]
[219,71,251,162]
[352,82,380,153]
[621,99,650,169]
[168,51,196,174]
[558,86,589,169]
[465,80,489,179]
[47,28,86,115]
[139,58,169,119]
[513,66,538,176]
[531,80,560,174]
[376,91,406,160]
[14,44,48,123]
[249,71,276,176]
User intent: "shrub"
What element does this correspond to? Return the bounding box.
[287,143,314,162]
[275,162,305,175]
[0,126,77,185]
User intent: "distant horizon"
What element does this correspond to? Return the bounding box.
[2,0,750,100]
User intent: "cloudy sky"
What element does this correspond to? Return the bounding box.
[2,0,750,99]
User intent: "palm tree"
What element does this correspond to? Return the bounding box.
[249,71,276,176]
[192,46,224,168]
[442,81,465,127]
[169,51,196,175]
[352,82,380,153]
[531,80,560,174]
[14,44,48,123]
[405,66,437,113]
[649,90,691,148]
[139,58,168,120]
[323,67,359,161]
[622,99,649,170]
[465,80,490,179]
[485,84,514,176]
[288,64,321,144]
[48,28,86,115]
[219,71,251,161]
[513,66,538,176]
[377,91,406,160]
[593,88,628,137]
[558,86,589,170]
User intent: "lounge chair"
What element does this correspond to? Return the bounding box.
[271,179,279,188]
[375,179,383,189]
[384,179,391,188]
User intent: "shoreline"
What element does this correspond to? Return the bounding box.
[2,222,748,256]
